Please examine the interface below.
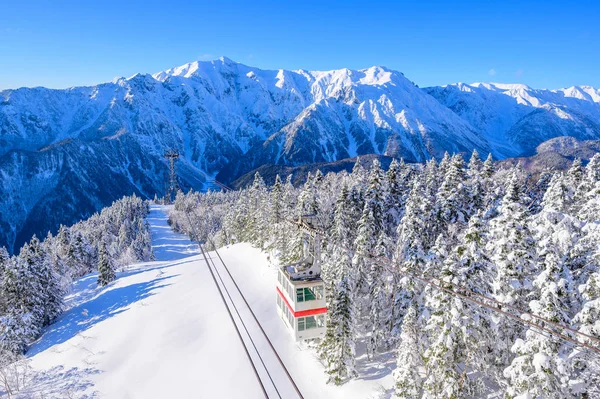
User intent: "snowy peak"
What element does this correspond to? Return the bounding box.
[152,57,238,81]
[152,57,408,91]
[425,80,600,157]
[2,57,600,254]
[470,82,532,91]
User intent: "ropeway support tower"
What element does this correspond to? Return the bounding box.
[164,149,181,204]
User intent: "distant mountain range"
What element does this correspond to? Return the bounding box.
[1,57,599,252]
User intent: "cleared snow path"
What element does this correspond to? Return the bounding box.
[18,205,392,399]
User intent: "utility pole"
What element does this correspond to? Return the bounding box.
[164,149,180,204]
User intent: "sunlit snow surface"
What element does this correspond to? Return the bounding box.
[19,206,393,398]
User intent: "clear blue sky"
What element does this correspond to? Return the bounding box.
[1,0,598,90]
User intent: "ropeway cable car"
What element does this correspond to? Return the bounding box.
[276,215,327,341]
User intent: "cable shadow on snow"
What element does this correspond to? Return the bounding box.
[26,275,176,357]
[117,258,201,280]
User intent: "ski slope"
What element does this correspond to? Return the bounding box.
[17,205,393,398]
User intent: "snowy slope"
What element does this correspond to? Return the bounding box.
[0,58,487,253]
[3,57,600,253]
[18,206,392,398]
[425,82,600,157]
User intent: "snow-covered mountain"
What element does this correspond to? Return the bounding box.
[1,57,599,252]
[425,82,600,157]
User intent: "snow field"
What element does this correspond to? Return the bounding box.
[20,206,392,398]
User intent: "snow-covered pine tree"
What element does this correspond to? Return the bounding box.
[268,174,285,254]
[97,241,115,286]
[37,253,64,327]
[321,185,352,286]
[0,249,9,325]
[482,153,494,179]
[467,150,487,214]
[350,157,367,190]
[17,238,46,328]
[390,178,434,339]
[436,153,469,229]
[352,159,385,302]
[567,157,584,186]
[504,248,576,399]
[570,271,600,398]
[529,170,554,213]
[437,151,452,178]
[0,255,42,351]
[55,224,71,260]
[297,172,318,216]
[319,195,358,385]
[576,154,600,224]
[467,149,483,178]
[347,185,364,245]
[366,232,390,356]
[422,213,495,397]
[488,169,537,375]
[246,172,269,248]
[578,153,600,199]
[543,171,575,214]
[421,262,466,398]
[394,179,430,270]
[384,158,410,238]
[393,300,424,399]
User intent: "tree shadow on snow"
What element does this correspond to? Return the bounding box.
[27,275,176,357]
[15,365,102,399]
[147,214,200,262]
[354,339,396,382]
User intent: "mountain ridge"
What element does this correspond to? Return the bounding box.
[1,57,600,252]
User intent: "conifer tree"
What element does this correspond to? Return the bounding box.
[438,151,452,177]
[319,201,358,385]
[467,149,483,178]
[504,249,575,399]
[0,255,42,349]
[543,172,573,213]
[567,157,584,186]
[395,179,430,270]
[297,172,318,215]
[422,214,494,397]
[352,159,385,300]
[482,153,494,178]
[97,242,115,286]
[0,248,8,317]
[247,172,269,247]
[436,153,469,228]
[366,232,389,355]
[393,301,424,399]
[268,175,286,254]
[38,254,64,326]
[390,178,435,337]
[570,271,600,397]
[322,185,352,285]
[385,158,410,238]
[488,170,537,374]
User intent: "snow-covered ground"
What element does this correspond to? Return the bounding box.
[16,205,393,398]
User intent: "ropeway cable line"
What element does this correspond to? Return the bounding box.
[184,209,304,399]
[184,212,269,398]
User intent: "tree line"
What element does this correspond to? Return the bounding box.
[170,151,600,398]
[0,195,153,370]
